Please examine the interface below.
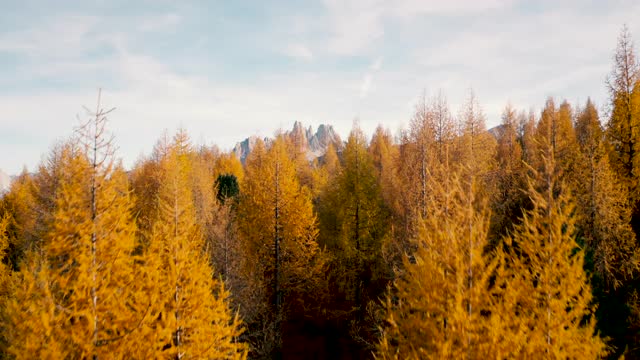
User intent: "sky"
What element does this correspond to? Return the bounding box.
[0,0,639,175]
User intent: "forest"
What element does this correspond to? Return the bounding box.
[1,27,640,360]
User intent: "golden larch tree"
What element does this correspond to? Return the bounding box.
[236,135,325,357]
[3,252,66,359]
[499,137,606,358]
[455,90,496,178]
[5,94,146,358]
[575,99,640,357]
[491,104,527,238]
[606,25,640,205]
[142,131,246,359]
[378,169,500,359]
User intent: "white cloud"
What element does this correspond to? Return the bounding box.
[3,1,640,176]
[321,0,515,55]
[0,47,370,174]
[283,43,313,61]
[359,57,383,99]
[360,74,373,99]
[324,0,386,55]
[0,15,101,59]
[389,0,514,17]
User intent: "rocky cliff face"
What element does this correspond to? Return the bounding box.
[233,122,342,163]
[232,135,264,163]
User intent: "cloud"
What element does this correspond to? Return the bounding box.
[322,0,515,55]
[389,0,514,17]
[3,1,640,176]
[0,15,102,59]
[358,57,383,99]
[360,74,373,99]
[283,43,313,61]
[323,0,386,55]
[0,44,368,174]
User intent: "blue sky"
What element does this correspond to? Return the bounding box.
[0,0,639,175]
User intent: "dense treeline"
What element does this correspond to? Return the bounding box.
[1,27,640,359]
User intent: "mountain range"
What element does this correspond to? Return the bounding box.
[232,121,342,163]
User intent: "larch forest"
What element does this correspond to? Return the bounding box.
[3,26,640,360]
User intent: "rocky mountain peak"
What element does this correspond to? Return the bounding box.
[233,122,342,163]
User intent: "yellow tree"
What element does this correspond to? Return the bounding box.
[378,169,500,359]
[519,109,538,165]
[455,90,496,192]
[393,94,439,258]
[499,137,606,358]
[0,143,82,357]
[432,91,456,165]
[606,25,640,206]
[0,210,11,303]
[47,136,140,357]
[214,151,245,184]
[0,209,13,353]
[237,135,324,357]
[3,252,66,359]
[575,99,639,357]
[4,93,146,358]
[129,142,164,249]
[455,91,495,167]
[0,141,80,265]
[0,171,38,262]
[369,125,398,207]
[183,144,246,288]
[208,166,243,283]
[576,99,638,288]
[369,125,405,269]
[496,104,523,172]
[315,142,343,250]
[130,159,161,251]
[534,99,580,175]
[141,131,246,359]
[322,123,390,353]
[491,104,527,238]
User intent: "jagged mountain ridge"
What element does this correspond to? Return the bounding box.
[233,122,342,163]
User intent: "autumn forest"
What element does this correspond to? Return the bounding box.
[1,27,640,359]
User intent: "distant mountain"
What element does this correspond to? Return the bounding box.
[0,169,11,194]
[487,124,505,140]
[233,122,342,163]
[232,135,267,164]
